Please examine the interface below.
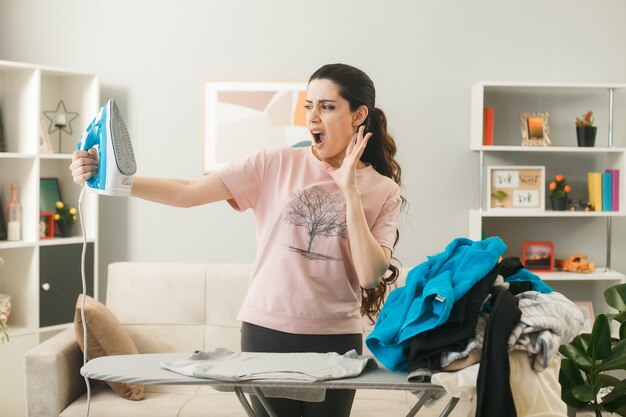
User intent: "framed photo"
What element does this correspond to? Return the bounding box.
[522,241,554,272]
[40,178,61,213]
[487,165,545,210]
[39,212,55,239]
[521,112,551,147]
[573,301,595,333]
[39,119,54,154]
[203,81,309,172]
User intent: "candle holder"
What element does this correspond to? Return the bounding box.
[43,100,79,153]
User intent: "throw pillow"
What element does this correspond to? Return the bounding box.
[74,294,144,400]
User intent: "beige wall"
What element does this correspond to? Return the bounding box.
[1,0,626,296]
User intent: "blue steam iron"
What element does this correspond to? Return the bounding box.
[78,99,136,196]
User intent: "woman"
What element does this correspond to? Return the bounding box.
[70,63,404,417]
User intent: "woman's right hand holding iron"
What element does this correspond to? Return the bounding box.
[70,148,99,186]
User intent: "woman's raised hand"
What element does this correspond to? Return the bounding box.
[69,148,99,186]
[321,125,372,194]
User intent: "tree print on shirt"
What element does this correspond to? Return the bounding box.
[284,185,346,261]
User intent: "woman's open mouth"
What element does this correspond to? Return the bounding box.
[312,131,326,145]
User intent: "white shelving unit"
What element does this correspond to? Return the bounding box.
[0,60,99,416]
[469,81,626,322]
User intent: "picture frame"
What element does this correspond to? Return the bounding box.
[203,81,309,172]
[39,119,54,154]
[520,112,551,147]
[487,165,545,210]
[39,178,61,213]
[521,241,554,272]
[573,301,595,333]
[39,212,55,239]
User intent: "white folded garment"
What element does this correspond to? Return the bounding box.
[160,348,378,402]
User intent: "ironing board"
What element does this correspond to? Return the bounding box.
[81,353,459,417]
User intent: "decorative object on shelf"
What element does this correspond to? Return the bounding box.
[38,119,54,154]
[483,107,494,146]
[0,257,9,343]
[0,293,9,343]
[575,111,597,147]
[39,177,61,213]
[520,112,551,147]
[576,200,594,212]
[6,183,22,241]
[39,212,55,239]
[43,100,79,153]
[203,81,307,172]
[487,165,545,210]
[549,174,571,211]
[521,241,554,272]
[559,283,626,415]
[0,195,6,240]
[0,104,6,152]
[555,253,596,274]
[54,200,77,237]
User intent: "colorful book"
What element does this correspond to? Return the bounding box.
[606,168,620,211]
[587,172,602,211]
[483,107,494,146]
[602,172,613,211]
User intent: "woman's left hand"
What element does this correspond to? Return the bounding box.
[322,126,372,194]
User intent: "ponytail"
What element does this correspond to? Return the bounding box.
[359,106,405,323]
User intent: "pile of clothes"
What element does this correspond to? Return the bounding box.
[366,237,584,417]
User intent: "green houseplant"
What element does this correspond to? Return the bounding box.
[576,111,597,147]
[559,283,626,416]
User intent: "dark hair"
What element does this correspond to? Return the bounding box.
[308,63,406,323]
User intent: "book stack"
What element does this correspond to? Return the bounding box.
[587,169,620,211]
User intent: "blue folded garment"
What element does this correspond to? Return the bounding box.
[505,267,552,294]
[366,236,507,372]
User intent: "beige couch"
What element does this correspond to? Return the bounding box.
[24,262,462,417]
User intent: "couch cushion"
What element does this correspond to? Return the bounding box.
[74,295,144,400]
[107,262,207,324]
[125,324,205,353]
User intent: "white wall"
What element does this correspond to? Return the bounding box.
[1,0,626,296]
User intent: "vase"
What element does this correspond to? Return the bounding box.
[576,126,597,147]
[58,223,74,237]
[550,196,568,211]
[0,293,10,324]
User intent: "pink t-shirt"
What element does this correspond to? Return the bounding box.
[216,146,402,335]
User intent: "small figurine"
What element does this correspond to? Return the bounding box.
[555,253,596,273]
[578,200,593,212]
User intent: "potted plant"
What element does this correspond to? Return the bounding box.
[559,283,626,416]
[576,111,597,147]
[54,200,77,237]
[549,174,571,211]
